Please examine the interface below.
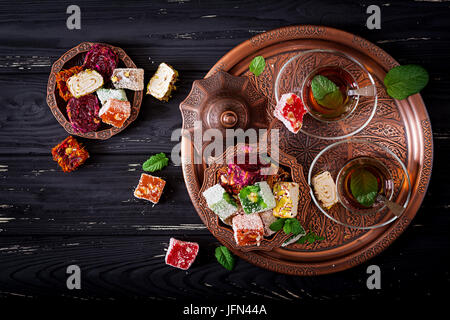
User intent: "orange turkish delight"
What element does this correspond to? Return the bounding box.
[99,98,131,128]
[134,173,166,204]
[55,66,83,101]
[51,136,89,173]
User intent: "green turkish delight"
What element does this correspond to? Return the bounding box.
[238,181,276,214]
[203,184,238,222]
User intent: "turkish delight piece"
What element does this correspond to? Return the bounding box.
[146,63,178,101]
[218,163,260,195]
[259,210,278,237]
[96,88,127,106]
[66,94,101,133]
[272,182,299,218]
[51,136,89,173]
[311,171,338,209]
[232,213,264,246]
[134,173,166,204]
[67,69,104,98]
[202,184,238,223]
[55,66,83,101]
[165,238,199,270]
[83,44,118,80]
[99,98,131,128]
[274,93,306,134]
[238,181,276,214]
[111,68,144,91]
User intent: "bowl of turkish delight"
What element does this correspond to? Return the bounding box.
[198,144,311,252]
[46,42,144,139]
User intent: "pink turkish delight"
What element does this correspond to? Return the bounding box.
[165,238,199,270]
[66,94,101,133]
[83,44,118,80]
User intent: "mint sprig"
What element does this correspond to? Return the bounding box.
[249,56,265,76]
[297,230,324,244]
[384,64,429,100]
[311,75,343,109]
[142,153,169,172]
[269,218,304,236]
[215,246,235,271]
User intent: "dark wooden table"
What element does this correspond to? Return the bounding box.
[0,0,449,311]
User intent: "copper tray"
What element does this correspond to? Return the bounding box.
[46,42,143,140]
[180,25,433,275]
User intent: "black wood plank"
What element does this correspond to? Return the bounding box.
[0,233,448,301]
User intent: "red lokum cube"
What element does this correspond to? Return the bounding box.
[165,238,199,270]
[51,136,89,173]
[232,213,264,246]
[83,44,118,80]
[99,98,131,128]
[66,94,101,133]
[134,173,166,204]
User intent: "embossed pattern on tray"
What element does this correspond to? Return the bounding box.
[181,25,433,275]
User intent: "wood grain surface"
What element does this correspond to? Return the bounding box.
[0,0,449,308]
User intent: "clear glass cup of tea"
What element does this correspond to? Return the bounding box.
[308,139,411,230]
[275,49,378,140]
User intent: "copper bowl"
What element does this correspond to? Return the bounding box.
[46,42,143,140]
[198,143,311,252]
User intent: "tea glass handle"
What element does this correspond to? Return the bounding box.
[376,194,404,217]
[347,84,376,97]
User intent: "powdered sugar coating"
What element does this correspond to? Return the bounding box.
[165,238,199,270]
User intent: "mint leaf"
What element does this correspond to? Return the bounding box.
[249,56,265,76]
[297,230,324,244]
[384,64,429,100]
[311,75,339,100]
[350,168,379,207]
[317,89,344,109]
[215,246,235,271]
[283,218,305,236]
[269,218,286,232]
[142,153,169,172]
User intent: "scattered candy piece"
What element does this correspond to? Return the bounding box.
[272,182,299,218]
[51,136,89,173]
[274,93,306,134]
[55,66,83,101]
[83,44,118,80]
[232,213,264,246]
[66,94,101,133]
[165,238,199,270]
[147,63,178,101]
[96,88,127,106]
[134,173,166,204]
[99,98,131,128]
[111,68,144,91]
[67,69,104,98]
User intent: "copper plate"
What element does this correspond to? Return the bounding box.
[46,42,143,140]
[180,25,433,275]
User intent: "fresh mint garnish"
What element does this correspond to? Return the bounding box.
[350,168,379,207]
[215,246,235,271]
[142,152,169,172]
[384,64,429,100]
[297,230,325,244]
[249,56,265,76]
[269,218,304,236]
[311,75,343,109]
